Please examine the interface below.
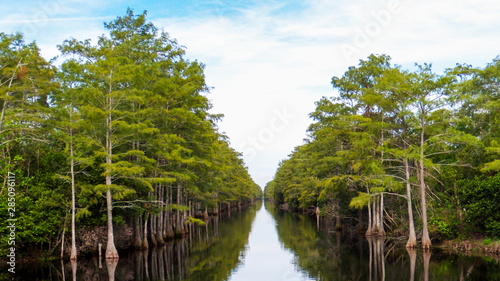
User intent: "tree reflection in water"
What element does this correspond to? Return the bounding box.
[367,236,385,281]
[406,248,417,281]
[129,202,260,281]
[12,201,500,280]
[14,202,259,280]
[106,259,118,281]
[268,202,500,281]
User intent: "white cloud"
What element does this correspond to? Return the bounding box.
[156,0,500,186]
[4,0,500,187]
[1,0,114,61]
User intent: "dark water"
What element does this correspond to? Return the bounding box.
[9,202,500,280]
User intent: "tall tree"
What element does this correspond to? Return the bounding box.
[52,69,94,260]
[57,9,261,256]
[58,11,163,259]
[0,32,56,178]
[473,59,500,173]
[407,64,450,249]
[329,54,395,236]
[376,67,418,247]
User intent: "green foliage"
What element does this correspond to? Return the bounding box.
[169,204,190,212]
[0,167,68,249]
[429,218,458,240]
[0,10,261,255]
[185,216,206,226]
[267,53,499,242]
[458,174,500,237]
[349,192,371,209]
[482,238,497,246]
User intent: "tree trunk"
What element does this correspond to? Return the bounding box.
[378,194,386,236]
[335,215,342,231]
[150,213,158,247]
[61,221,66,259]
[143,214,149,250]
[161,183,168,239]
[419,115,431,249]
[70,259,77,281]
[315,206,320,230]
[105,82,119,259]
[366,197,373,236]
[372,199,379,235]
[174,185,185,235]
[378,126,386,237]
[105,187,119,259]
[165,185,175,239]
[405,158,417,248]
[163,206,169,240]
[181,191,188,234]
[70,129,77,260]
[156,184,165,245]
[419,161,432,249]
[134,215,143,249]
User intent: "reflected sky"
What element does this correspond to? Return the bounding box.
[11,201,500,280]
[228,205,314,281]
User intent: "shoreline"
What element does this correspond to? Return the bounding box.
[438,239,500,258]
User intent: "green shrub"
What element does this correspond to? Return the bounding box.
[430,218,458,240]
[458,174,500,237]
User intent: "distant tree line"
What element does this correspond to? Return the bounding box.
[265,54,500,249]
[0,9,261,260]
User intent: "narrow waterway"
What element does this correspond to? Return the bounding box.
[228,203,313,281]
[13,201,500,280]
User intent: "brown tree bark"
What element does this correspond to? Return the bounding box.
[134,215,143,249]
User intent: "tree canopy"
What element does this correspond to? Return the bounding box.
[0,9,261,258]
[266,54,500,248]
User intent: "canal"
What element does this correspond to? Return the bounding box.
[14,201,500,280]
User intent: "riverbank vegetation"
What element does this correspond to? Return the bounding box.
[265,54,500,249]
[268,202,500,280]
[0,9,261,260]
[8,203,260,280]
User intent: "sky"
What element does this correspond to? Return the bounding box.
[2,0,500,187]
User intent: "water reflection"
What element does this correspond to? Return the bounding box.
[12,201,500,280]
[106,259,118,281]
[228,203,312,281]
[367,236,386,281]
[15,202,259,280]
[407,248,416,281]
[134,201,259,281]
[268,202,500,281]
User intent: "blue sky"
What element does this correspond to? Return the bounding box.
[3,0,500,187]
